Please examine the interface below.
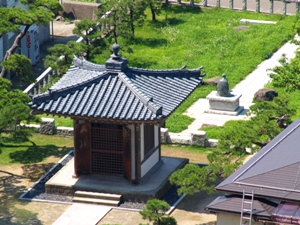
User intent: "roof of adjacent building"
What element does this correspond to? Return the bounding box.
[29,44,205,122]
[215,119,300,202]
[206,194,278,218]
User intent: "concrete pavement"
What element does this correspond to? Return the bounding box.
[52,203,111,225]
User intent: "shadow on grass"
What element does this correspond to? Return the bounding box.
[0,172,42,225]
[9,143,71,164]
[132,36,168,48]
[168,4,203,15]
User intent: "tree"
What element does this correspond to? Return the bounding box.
[147,0,163,21]
[0,78,37,138]
[269,52,300,92]
[98,0,146,43]
[170,95,295,195]
[72,19,103,60]
[0,0,63,79]
[140,199,177,225]
[44,41,86,76]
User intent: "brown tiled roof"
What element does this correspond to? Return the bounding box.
[206,195,278,218]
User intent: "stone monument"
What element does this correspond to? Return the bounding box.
[205,74,243,115]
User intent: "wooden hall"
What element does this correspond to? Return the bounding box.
[29,44,205,199]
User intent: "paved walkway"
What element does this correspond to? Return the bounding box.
[182,37,299,134]
[52,203,111,225]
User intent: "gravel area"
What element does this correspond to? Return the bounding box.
[20,151,182,210]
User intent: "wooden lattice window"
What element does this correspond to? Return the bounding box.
[91,123,124,175]
[91,127,122,151]
[91,151,123,174]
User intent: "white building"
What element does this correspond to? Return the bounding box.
[0,0,51,73]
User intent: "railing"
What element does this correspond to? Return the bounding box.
[23,36,83,95]
[170,0,299,15]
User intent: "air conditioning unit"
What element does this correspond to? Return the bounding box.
[20,25,40,65]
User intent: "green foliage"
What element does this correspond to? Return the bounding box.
[98,0,147,43]
[73,19,104,59]
[44,41,86,75]
[0,0,63,78]
[170,164,215,195]
[0,78,37,137]
[270,52,300,92]
[1,54,34,82]
[92,7,295,132]
[140,199,176,225]
[170,94,295,195]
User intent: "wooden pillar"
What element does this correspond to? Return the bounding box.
[256,0,260,12]
[123,126,132,181]
[203,0,207,7]
[190,0,194,6]
[269,0,274,14]
[74,121,91,177]
[134,124,141,183]
[216,0,220,7]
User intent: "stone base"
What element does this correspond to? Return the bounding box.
[205,106,244,116]
[206,91,242,112]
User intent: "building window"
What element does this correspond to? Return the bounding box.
[144,124,154,157]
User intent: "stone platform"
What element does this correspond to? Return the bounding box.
[205,91,244,116]
[45,156,188,202]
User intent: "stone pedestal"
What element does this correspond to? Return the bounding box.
[205,91,244,116]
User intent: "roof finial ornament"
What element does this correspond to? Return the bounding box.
[112,43,121,60]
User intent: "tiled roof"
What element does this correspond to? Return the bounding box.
[29,53,204,122]
[216,119,300,202]
[206,195,277,218]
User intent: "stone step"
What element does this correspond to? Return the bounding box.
[74,191,122,201]
[73,196,120,206]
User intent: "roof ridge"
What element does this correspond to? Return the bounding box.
[73,57,106,71]
[31,71,110,103]
[128,66,205,76]
[117,72,162,116]
[232,122,300,182]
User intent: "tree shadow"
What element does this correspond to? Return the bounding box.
[168,4,203,14]
[22,163,56,181]
[147,17,184,29]
[0,172,42,225]
[132,37,168,48]
[9,143,71,164]
[129,57,158,69]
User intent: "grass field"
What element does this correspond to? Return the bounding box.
[41,6,297,132]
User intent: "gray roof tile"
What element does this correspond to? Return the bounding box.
[30,57,204,122]
[206,195,277,218]
[216,119,300,202]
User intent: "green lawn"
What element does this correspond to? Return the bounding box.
[0,134,74,166]
[93,7,296,132]
[40,7,297,132]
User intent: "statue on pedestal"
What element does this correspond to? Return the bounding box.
[217,74,231,97]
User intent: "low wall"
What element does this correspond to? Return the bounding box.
[62,0,101,20]
[27,118,218,147]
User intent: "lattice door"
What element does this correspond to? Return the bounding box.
[91,127,124,175]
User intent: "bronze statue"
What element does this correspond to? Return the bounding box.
[217,74,231,97]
